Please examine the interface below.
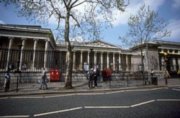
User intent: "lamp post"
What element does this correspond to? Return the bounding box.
[90,48,93,69]
[163,52,169,85]
[163,52,168,70]
[15,44,22,92]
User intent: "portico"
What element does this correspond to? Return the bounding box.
[0,25,56,71]
[57,40,132,72]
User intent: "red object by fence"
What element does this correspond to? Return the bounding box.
[50,69,60,82]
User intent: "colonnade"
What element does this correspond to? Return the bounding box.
[4,37,49,70]
[159,49,180,71]
[70,50,131,71]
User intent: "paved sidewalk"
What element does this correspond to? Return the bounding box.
[0,78,180,97]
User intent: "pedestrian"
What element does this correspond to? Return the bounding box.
[4,69,11,92]
[88,68,94,88]
[22,63,27,70]
[106,68,112,81]
[96,65,100,82]
[164,69,170,85]
[39,68,48,90]
[83,62,89,80]
[150,69,154,84]
[106,68,112,86]
[102,68,106,81]
[93,65,98,87]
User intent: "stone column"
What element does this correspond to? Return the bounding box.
[87,51,90,65]
[44,40,49,69]
[107,52,109,68]
[113,53,115,71]
[19,39,26,70]
[32,39,38,70]
[173,58,176,71]
[119,53,121,71]
[126,55,129,71]
[175,58,179,71]
[101,52,103,70]
[80,51,83,70]
[73,51,76,71]
[6,37,13,70]
[94,51,97,66]
[161,56,165,70]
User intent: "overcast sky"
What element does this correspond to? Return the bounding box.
[0,0,180,46]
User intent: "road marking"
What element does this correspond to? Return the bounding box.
[0,115,30,118]
[105,90,125,94]
[84,106,130,109]
[0,97,9,100]
[131,100,155,108]
[127,87,166,92]
[172,88,180,92]
[34,107,82,117]
[76,92,104,96]
[156,99,180,102]
[13,96,43,99]
[45,94,75,98]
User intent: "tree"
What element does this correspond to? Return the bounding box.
[1,0,128,88]
[120,5,170,82]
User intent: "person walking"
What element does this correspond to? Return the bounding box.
[164,69,170,85]
[93,65,98,87]
[150,69,154,85]
[39,68,48,90]
[4,70,11,92]
[88,68,94,88]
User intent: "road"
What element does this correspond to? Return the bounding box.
[0,86,180,118]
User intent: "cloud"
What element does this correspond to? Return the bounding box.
[165,19,180,42]
[111,0,165,26]
[172,0,180,9]
[0,20,5,24]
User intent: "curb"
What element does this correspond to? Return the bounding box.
[0,85,168,98]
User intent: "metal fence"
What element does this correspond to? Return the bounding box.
[0,48,67,72]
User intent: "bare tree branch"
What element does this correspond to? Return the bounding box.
[70,14,80,27]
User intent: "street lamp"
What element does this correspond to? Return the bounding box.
[90,48,93,69]
[163,52,168,70]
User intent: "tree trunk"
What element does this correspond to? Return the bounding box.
[140,48,145,84]
[64,43,73,89]
[64,10,73,89]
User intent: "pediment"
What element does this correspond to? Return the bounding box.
[87,40,119,48]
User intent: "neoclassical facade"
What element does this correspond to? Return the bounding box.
[57,40,132,72]
[0,24,180,76]
[0,25,56,71]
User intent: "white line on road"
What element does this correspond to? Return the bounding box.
[126,87,167,92]
[131,100,155,108]
[0,97,9,100]
[45,94,76,98]
[33,107,82,117]
[84,106,130,109]
[0,115,30,118]
[156,99,180,102]
[172,88,180,92]
[13,96,43,99]
[105,90,125,94]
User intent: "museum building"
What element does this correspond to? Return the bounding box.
[0,24,180,78]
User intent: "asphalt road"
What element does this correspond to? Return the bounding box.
[0,87,180,118]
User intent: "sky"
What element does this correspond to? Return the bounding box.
[0,0,180,46]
